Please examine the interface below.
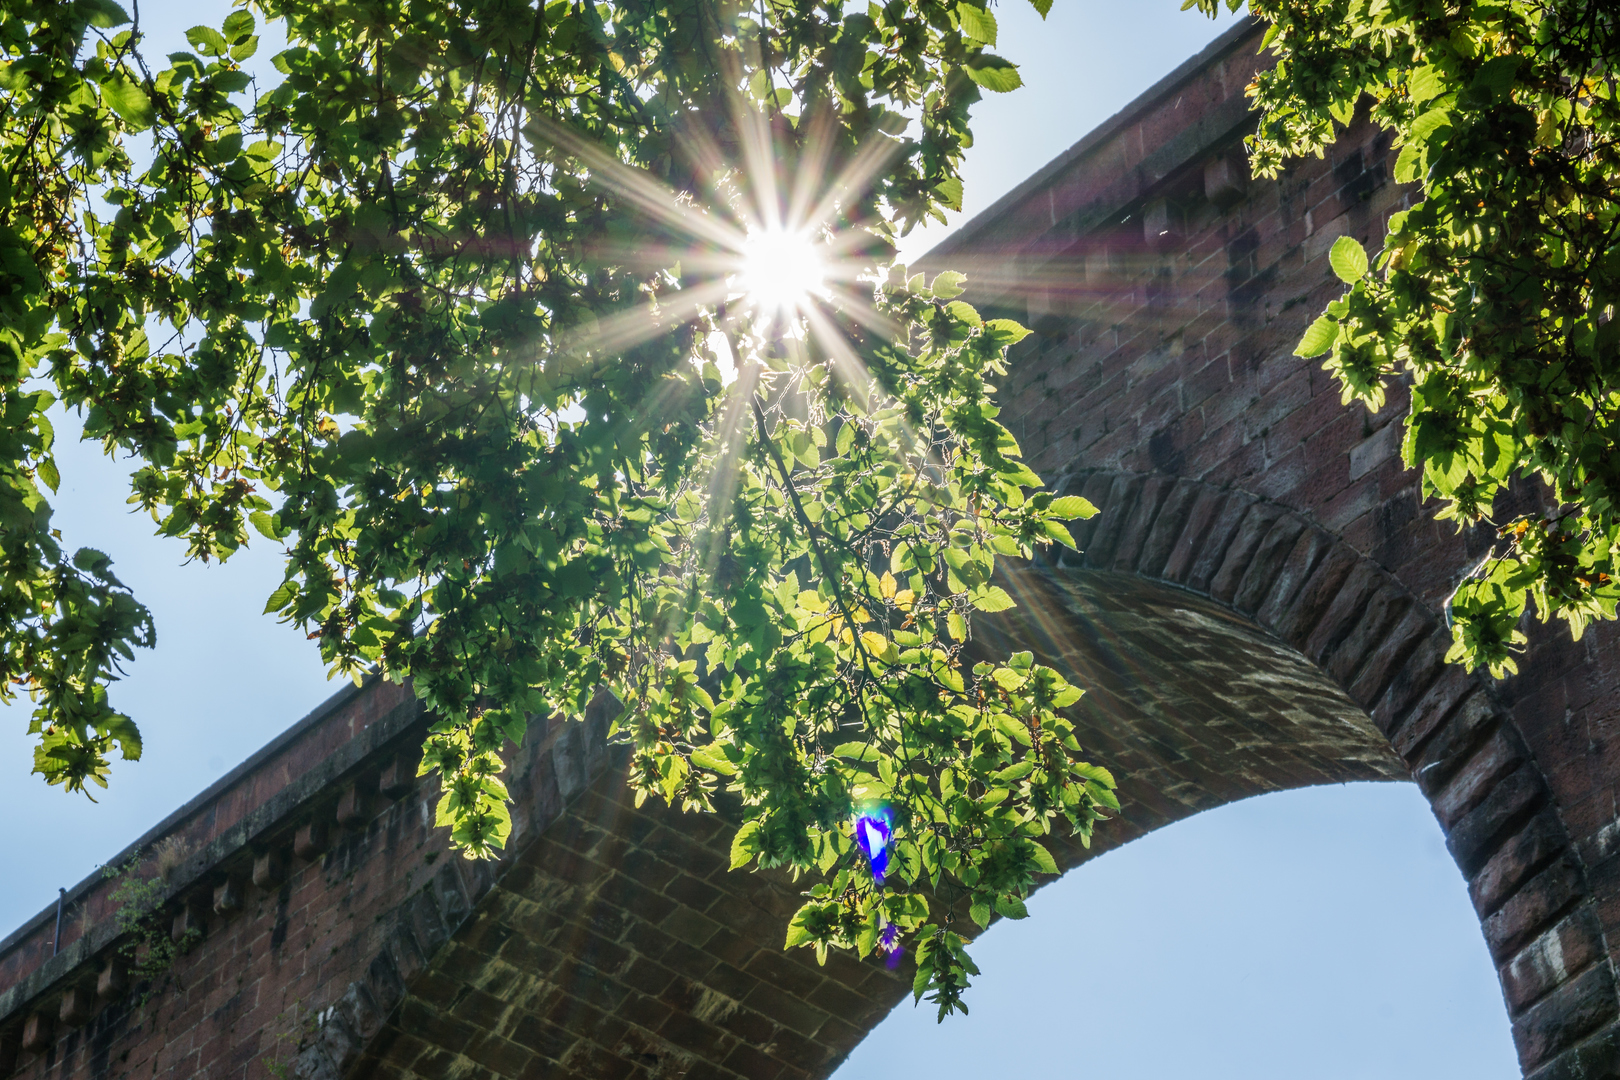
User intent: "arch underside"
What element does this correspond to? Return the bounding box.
[987,568,1406,826]
[348,565,1407,1080]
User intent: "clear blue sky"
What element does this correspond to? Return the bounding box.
[0,3,1519,1076]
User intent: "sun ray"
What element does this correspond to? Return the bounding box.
[540,279,734,364]
[522,111,745,253]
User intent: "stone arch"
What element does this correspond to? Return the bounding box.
[2,474,1614,1080]
[310,473,1615,1080]
[975,469,1618,1078]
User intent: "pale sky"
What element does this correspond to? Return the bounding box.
[0,3,1518,1077]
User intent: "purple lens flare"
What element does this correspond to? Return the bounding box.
[852,807,893,887]
[878,920,904,969]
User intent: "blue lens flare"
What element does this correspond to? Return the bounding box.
[853,806,894,887]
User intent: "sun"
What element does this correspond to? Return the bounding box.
[735,227,829,316]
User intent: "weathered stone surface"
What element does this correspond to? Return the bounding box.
[1475,811,1572,919]
[1512,964,1618,1072]
[1502,910,1608,1015]
[1486,859,1587,963]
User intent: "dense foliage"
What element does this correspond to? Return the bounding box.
[1194,0,1620,676]
[0,0,1114,1012]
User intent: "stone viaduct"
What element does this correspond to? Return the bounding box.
[4,16,1620,1080]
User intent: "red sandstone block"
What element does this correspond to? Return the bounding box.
[1179,354,1233,415]
[1253,527,1332,631]
[1209,503,1286,605]
[1111,475,1176,573]
[1265,384,1357,462]
[1136,479,1203,579]
[1246,448,1311,507]
[1278,552,1369,658]
[1434,728,1529,830]
[1199,371,1268,438]
[1197,432,1267,489]
[637,829,729,881]
[1510,961,1618,1073]
[1243,370,1315,444]
[1389,669,1479,765]
[1345,604,1434,709]
[1413,692,1501,793]
[1296,566,1386,667]
[1088,416,1147,472]
[1183,493,1252,593]
[741,981,833,1043]
[1078,475,1143,567]
[1502,907,1607,1016]
[1368,627,1450,740]
[1448,762,1549,876]
[721,1040,789,1080]
[1231,516,1310,616]
[1157,488,1230,588]
[1322,480,1397,554]
[1477,809,1574,919]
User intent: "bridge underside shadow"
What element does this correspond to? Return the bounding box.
[349,567,1402,1080]
[983,568,1407,845]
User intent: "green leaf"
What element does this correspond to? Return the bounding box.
[104,715,143,762]
[994,896,1029,919]
[690,744,737,775]
[1027,0,1052,16]
[249,511,283,541]
[982,319,1030,346]
[36,458,59,494]
[934,176,964,212]
[221,8,255,42]
[1046,495,1097,520]
[970,585,1015,613]
[784,911,815,948]
[262,580,296,615]
[1407,107,1452,146]
[964,55,1022,93]
[1407,65,1444,105]
[958,4,997,45]
[913,954,935,1001]
[730,820,762,869]
[1294,316,1339,358]
[930,270,967,299]
[186,25,229,56]
[832,742,881,762]
[994,759,1034,782]
[78,0,130,28]
[102,75,155,131]
[1472,55,1521,102]
[1328,235,1368,283]
[1393,142,1424,185]
[1029,843,1058,875]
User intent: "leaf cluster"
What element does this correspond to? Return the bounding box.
[1194,0,1620,676]
[0,0,1038,796]
[622,270,1111,1016]
[2,0,1097,1014]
